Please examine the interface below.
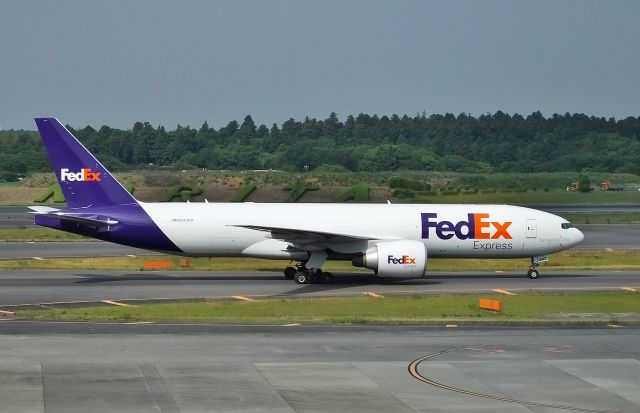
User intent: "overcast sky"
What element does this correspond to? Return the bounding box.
[1,0,639,130]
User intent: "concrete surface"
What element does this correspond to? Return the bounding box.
[0,324,637,412]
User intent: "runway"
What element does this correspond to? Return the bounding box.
[0,269,638,308]
[578,224,640,249]
[0,323,638,412]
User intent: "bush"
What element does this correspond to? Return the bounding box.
[388,176,426,191]
[392,188,416,198]
[335,184,369,202]
[33,184,66,203]
[283,182,319,202]
[161,185,203,202]
[230,183,257,202]
[0,171,19,182]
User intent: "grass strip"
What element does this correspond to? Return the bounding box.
[0,228,89,242]
[15,292,640,324]
[0,250,638,271]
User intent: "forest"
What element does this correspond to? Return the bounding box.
[1,111,639,182]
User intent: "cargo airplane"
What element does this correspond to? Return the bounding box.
[30,118,584,284]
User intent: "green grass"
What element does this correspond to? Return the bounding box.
[15,291,640,324]
[230,183,257,202]
[335,183,369,202]
[0,228,88,241]
[283,183,319,202]
[0,249,638,271]
[160,185,203,202]
[32,184,65,203]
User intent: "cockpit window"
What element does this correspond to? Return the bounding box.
[561,223,573,229]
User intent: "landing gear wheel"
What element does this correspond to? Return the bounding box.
[294,272,309,284]
[527,269,540,279]
[284,266,297,279]
[309,270,323,284]
[322,272,334,284]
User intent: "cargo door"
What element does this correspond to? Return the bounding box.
[526,219,537,238]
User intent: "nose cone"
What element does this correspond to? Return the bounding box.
[571,228,584,246]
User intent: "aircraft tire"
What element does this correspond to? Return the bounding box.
[284,266,297,279]
[322,272,334,283]
[294,272,309,284]
[527,269,540,279]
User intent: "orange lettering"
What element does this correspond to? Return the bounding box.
[474,213,490,239]
[491,221,512,239]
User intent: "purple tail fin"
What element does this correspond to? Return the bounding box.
[34,118,137,208]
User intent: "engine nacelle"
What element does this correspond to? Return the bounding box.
[352,240,427,278]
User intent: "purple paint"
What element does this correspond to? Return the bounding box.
[35,118,136,208]
[33,118,181,253]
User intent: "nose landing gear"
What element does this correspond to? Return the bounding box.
[527,255,548,279]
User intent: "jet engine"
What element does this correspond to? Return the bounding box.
[352,240,427,278]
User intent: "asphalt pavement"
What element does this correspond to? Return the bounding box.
[0,269,638,308]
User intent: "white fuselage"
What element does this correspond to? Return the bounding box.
[139,202,584,260]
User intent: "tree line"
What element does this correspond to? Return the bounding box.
[1,111,639,181]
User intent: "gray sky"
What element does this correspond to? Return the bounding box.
[1,0,639,130]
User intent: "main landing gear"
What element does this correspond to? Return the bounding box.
[527,255,548,279]
[284,250,333,284]
[284,265,334,284]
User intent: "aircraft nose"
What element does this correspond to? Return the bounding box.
[573,228,584,245]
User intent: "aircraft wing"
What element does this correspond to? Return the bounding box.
[233,224,388,245]
[28,207,118,228]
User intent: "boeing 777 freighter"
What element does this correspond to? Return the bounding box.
[30,118,584,284]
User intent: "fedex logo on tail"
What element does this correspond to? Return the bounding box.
[60,168,101,182]
[421,213,512,240]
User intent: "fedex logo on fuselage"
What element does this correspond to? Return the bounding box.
[421,213,512,240]
[60,168,101,182]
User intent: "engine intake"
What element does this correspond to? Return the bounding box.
[352,240,427,278]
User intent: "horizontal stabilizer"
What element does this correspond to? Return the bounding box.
[29,208,118,228]
[27,206,60,214]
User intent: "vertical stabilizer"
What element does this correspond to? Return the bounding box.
[34,118,137,208]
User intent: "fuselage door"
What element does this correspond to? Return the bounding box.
[526,219,537,238]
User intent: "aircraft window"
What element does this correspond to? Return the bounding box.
[561,223,573,229]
